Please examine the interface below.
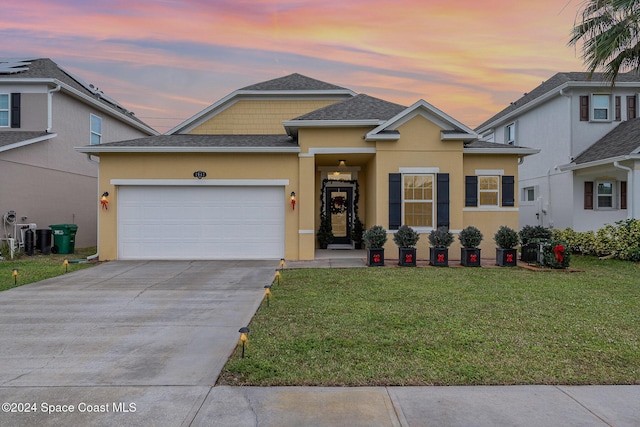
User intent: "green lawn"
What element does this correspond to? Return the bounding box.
[218,256,640,386]
[0,247,97,292]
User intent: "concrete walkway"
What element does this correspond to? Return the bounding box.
[0,257,638,426]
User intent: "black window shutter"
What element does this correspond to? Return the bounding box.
[465,176,478,207]
[10,93,20,128]
[621,181,627,210]
[436,173,450,228]
[584,181,594,210]
[580,96,589,121]
[628,96,637,119]
[502,176,515,207]
[389,173,402,230]
[615,96,621,121]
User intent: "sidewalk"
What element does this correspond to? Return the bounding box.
[193,385,640,426]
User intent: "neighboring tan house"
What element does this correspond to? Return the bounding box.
[476,72,640,232]
[0,58,157,253]
[77,73,537,261]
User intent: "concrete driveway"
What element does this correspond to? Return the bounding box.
[0,260,277,426]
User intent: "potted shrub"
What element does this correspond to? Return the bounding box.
[519,225,552,263]
[458,225,483,267]
[352,217,364,249]
[428,226,454,267]
[316,215,333,249]
[494,226,519,267]
[393,224,420,266]
[363,225,387,266]
[541,239,571,269]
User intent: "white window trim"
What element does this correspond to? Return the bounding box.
[591,94,612,122]
[478,175,500,207]
[90,113,102,145]
[505,122,516,145]
[595,180,616,210]
[475,169,504,176]
[521,186,537,204]
[0,93,9,128]
[402,173,435,231]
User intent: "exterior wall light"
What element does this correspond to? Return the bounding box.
[290,192,296,210]
[100,192,109,210]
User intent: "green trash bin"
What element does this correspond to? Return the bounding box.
[49,224,78,254]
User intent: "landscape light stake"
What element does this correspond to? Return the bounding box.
[280,258,285,271]
[264,284,272,307]
[63,259,69,273]
[275,270,281,286]
[238,327,249,358]
[12,268,18,285]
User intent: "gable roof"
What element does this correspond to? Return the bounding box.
[76,134,300,154]
[476,71,640,133]
[562,118,640,169]
[0,58,156,135]
[168,73,356,135]
[240,73,350,92]
[366,99,478,142]
[293,94,406,121]
[463,140,540,156]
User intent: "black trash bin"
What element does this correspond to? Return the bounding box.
[36,229,52,255]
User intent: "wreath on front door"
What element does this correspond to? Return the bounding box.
[330,196,347,214]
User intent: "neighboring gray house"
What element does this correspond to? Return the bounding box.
[0,58,157,254]
[476,72,640,232]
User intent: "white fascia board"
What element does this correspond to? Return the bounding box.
[0,133,57,153]
[300,147,376,157]
[74,146,301,154]
[475,84,569,134]
[35,79,159,135]
[558,155,640,171]
[364,133,400,141]
[367,99,476,140]
[283,119,382,128]
[441,132,478,140]
[111,179,290,186]
[167,89,356,135]
[463,147,540,155]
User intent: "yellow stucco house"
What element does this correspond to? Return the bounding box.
[76,74,538,261]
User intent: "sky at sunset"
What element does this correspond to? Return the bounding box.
[3,0,587,133]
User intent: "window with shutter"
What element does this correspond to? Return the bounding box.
[627,96,636,119]
[584,181,594,210]
[580,96,589,121]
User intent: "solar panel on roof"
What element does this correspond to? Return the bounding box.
[0,58,33,74]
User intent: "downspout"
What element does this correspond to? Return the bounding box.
[85,154,100,261]
[47,84,61,133]
[613,161,633,219]
[546,165,559,228]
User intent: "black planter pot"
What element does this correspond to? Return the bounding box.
[429,247,449,267]
[367,248,385,267]
[398,248,417,266]
[461,248,481,267]
[520,243,538,263]
[496,248,518,267]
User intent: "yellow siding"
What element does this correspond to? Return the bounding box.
[190,99,338,134]
[97,152,299,261]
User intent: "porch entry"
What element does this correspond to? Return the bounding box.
[322,180,357,247]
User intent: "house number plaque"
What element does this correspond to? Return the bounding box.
[193,170,207,179]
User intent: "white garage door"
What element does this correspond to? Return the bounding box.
[117,185,284,260]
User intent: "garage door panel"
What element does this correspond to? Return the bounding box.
[118,186,284,260]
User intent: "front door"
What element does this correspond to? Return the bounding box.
[325,186,353,245]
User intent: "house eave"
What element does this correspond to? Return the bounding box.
[0,78,157,135]
[442,132,478,140]
[0,133,57,153]
[463,147,541,156]
[559,154,640,171]
[74,145,302,154]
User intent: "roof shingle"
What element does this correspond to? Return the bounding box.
[292,94,406,121]
[573,118,640,164]
[240,73,350,92]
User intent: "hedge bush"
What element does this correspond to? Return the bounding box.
[551,219,640,261]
